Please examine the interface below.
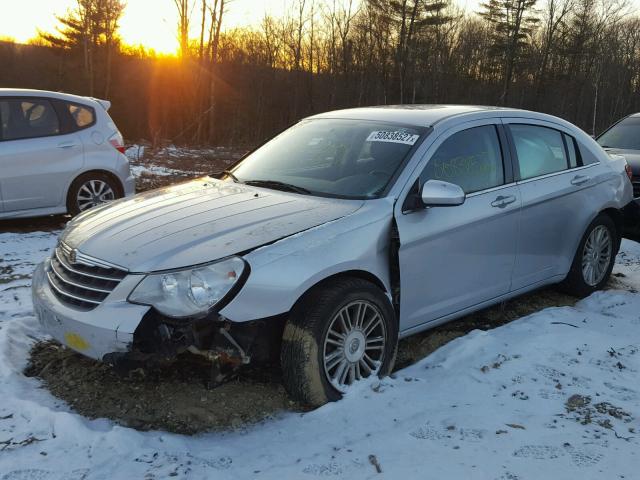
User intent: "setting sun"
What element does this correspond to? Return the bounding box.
[0,0,290,54]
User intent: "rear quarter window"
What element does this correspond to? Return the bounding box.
[564,133,582,168]
[65,102,96,130]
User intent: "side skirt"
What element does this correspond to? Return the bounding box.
[398,274,566,339]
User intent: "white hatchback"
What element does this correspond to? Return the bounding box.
[0,88,135,219]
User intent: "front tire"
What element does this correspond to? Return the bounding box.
[560,214,618,297]
[67,172,122,216]
[281,277,398,407]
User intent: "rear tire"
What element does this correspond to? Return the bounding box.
[66,172,122,216]
[281,277,398,407]
[560,214,618,297]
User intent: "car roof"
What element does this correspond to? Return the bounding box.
[307,104,562,128]
[0,88,99,107]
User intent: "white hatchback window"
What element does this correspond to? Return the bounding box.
[0,98,60,140]
[67,103,95,128]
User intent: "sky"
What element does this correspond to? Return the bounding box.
[0,0,289,53]
[0,0,637,54]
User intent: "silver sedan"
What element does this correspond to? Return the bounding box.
[32,105,634,406]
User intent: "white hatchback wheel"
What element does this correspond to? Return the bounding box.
[76,179,116,211]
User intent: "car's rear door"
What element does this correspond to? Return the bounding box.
[394,119,520,333]
[503,118,600,289]
[0,97,84,212]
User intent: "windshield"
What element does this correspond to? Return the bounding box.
[228,119,426,199]
[597,117,640,150]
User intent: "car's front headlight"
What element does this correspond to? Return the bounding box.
[129,256,247,318]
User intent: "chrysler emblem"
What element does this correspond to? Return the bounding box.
[69,249,78,264]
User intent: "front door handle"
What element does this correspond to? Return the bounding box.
[57,142,78,149]
[571,175,590,186]
[491,195,517,208]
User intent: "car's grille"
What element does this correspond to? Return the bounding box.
[633,178,640,198]
[46,243,127,311]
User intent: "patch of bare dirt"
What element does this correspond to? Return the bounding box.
[25,287,579,435]
[0,216,68,233]
[130,145,249,192]
[25,342,301,434]
[396,287,577,368]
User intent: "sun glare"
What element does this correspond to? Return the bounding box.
[0,0,293,55]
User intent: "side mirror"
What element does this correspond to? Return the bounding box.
[421,180,466,207]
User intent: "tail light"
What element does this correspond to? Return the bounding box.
[108,132,126,154]
[625,162,634,182]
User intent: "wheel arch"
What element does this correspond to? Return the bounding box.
[65,168,125,203]
[291,269,391,312]
[600,207,623,241]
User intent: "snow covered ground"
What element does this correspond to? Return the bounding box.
[129,163,189,178]
[1,229,639,479]
[124,144,246,191]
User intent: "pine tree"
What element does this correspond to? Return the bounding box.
[368,0,452,103]
[480,0,539,104]
[39,0,125,96]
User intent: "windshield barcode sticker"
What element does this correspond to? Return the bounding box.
[366,131,420,145]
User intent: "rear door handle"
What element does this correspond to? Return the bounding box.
[571,175,590,186]
[57,142,78,149]
[491,195,517,208]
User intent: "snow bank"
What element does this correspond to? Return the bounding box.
[129,164,188,178]
[1,232,639,479]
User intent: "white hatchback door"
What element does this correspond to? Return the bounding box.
[0,97,84,212]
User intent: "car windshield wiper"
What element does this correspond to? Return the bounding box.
[215,170,241,183]
[244,179,311,195]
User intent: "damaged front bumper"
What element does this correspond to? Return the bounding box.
[32,261,284,370]
[103,310,285,375]
[32,261,150,361]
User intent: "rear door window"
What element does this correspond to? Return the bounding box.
[0,98,60,141]
[422,125,505,194]
[509,124,569,180]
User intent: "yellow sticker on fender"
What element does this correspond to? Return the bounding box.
[64,332,90,351]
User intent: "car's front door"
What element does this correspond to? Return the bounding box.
[0,97,84,212]
[394,120,520,333]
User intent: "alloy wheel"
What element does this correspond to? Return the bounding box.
[77,180,116,212]
[323,300,387,392]
[581,225,613,286]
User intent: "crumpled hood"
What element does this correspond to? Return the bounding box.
[606,148,640,174]
[61,178,364,272]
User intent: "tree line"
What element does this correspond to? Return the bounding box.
[0,0,638,147]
